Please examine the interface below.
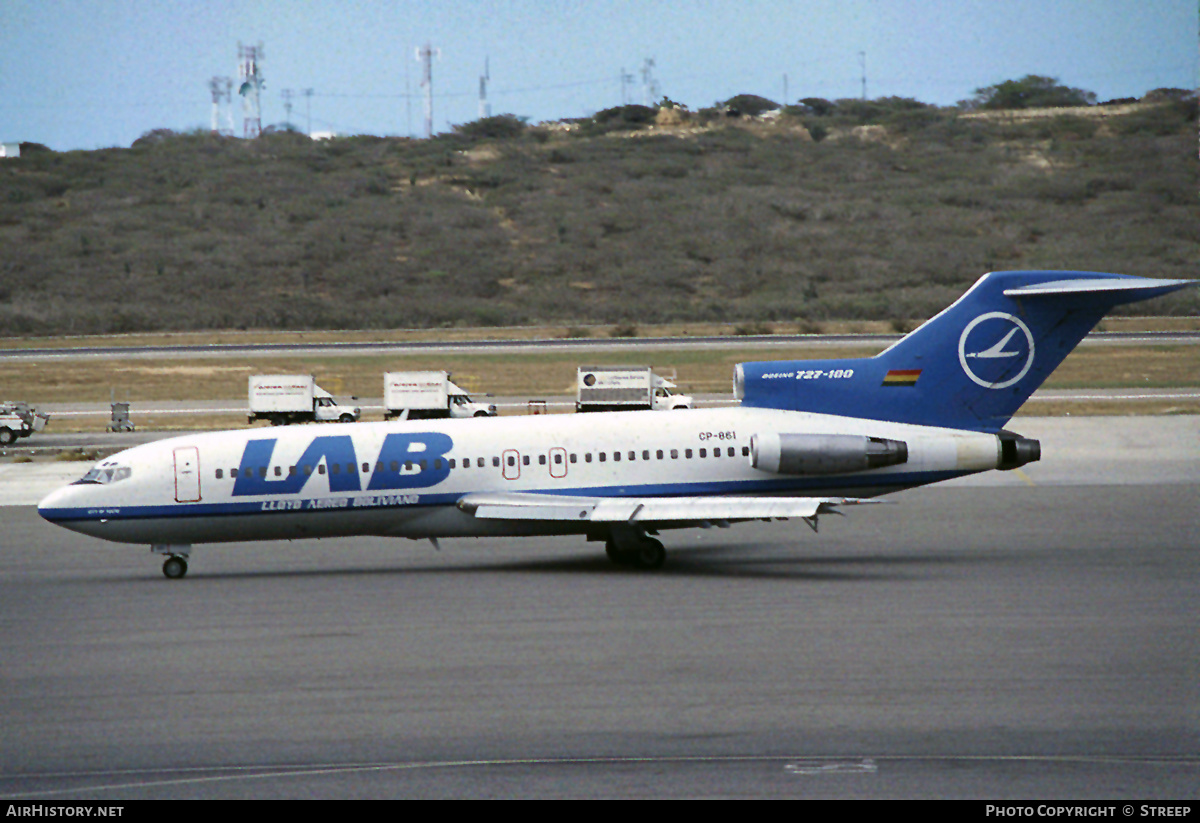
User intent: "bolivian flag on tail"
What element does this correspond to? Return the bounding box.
[882,369,922,387]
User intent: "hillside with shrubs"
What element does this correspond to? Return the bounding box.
[0,83,1196,336]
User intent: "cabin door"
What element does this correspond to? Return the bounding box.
[173,446,201,503]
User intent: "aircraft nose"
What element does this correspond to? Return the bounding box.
[38,484,80,524]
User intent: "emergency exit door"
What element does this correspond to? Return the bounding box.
[174,446,201,503]
[502,449,521,481]
[548,447,568,479]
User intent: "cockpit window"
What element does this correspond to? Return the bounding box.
[75,464,132,485]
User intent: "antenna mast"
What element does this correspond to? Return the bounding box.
[619,67,635,105]
[416,43,439,138]
[478,57,491,120]
[640,57,659,106]
[281,88,295,130]
[302,88,314,137]
[209,76,233,135]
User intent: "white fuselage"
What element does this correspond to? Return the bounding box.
[39,406,1001,548]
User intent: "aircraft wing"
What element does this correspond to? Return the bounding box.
[456,492,882,528]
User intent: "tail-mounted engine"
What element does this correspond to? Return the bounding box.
[750,433,908,476]
[997,431,1041,470]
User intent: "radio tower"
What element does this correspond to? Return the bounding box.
[281,88,295,130]
[640,58,660,106]
[302,88,314,137]
[619,67,635,105]
[416,43,439,138]
[238,41,265,138]
[209,76,233,135]
[478,57,491,120]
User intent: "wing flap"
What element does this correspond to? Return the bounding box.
[458,492,879,523]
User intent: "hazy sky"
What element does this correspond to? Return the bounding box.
[2,0,1195,150]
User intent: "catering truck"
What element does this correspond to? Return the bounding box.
[384,371,497,420]
[575,366,693,412]
[248,375,361,426]
[0,402,50,445]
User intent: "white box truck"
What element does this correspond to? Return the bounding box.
[384,371,497,420]
[248,375,361,426]
[576,366,693,412]
[0,402,50,445]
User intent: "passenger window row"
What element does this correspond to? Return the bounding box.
[215,446,750,479]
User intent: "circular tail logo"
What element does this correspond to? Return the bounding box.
[958,313,1035,389]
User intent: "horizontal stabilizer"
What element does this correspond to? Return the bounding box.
[457,492,880,523]
[1004,278,1194,299]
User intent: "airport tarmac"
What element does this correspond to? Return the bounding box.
[0,417,1197,798]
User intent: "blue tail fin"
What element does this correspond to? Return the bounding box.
[737,271,1194,432]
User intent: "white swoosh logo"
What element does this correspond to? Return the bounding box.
[967,327,1021,359]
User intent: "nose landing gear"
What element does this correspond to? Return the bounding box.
[162,555,188,579]
[153,545,192,579]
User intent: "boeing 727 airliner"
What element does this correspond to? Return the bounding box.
[38,271,1194,578]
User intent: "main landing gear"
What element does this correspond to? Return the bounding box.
[153,545,192,579]
[604,525,667,571]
